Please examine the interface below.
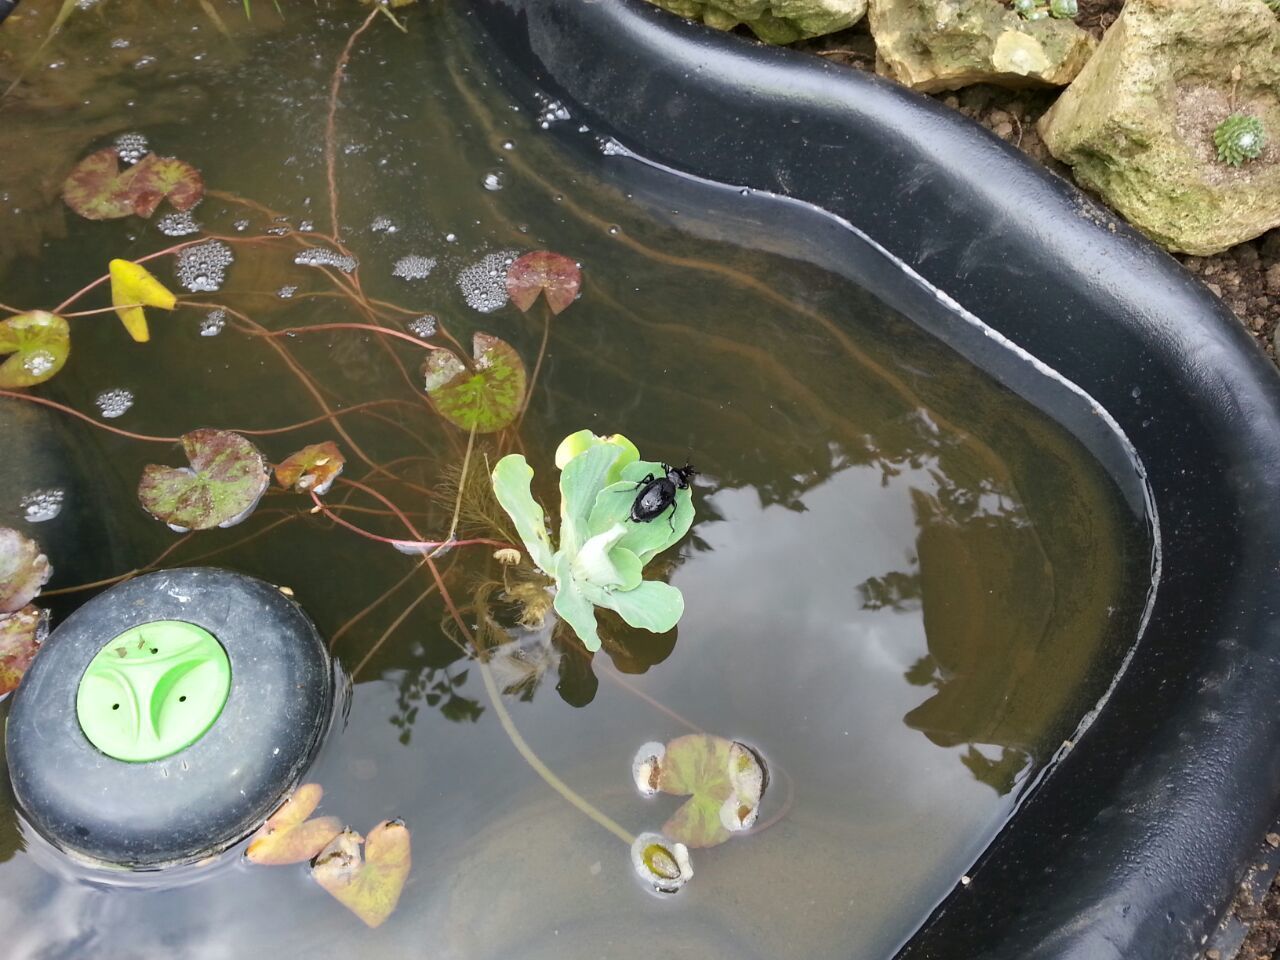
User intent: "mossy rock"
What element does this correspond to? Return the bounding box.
[1039,0,1280,255]
[867,0,1095,92]
[645,0,866,43]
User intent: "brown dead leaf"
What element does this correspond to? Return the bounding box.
[245,783,342,865]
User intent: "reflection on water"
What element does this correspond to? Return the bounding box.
[0,3,1151,959]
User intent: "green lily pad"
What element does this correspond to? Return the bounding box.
[275,441,345,496]
[0,527,51,614]
[491,454,555,574]
[137,429,269,531]
[62,148,203,221]
[656,735,768,848]
[0,312,70,388]
[423,332,526,433]
[505,251,581,315]
[0,605,48,698]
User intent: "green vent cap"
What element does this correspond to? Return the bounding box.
[76,620,231,763]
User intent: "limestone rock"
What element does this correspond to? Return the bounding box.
[867,0,1095,92]
[1039,0,1280,256]
[645,0,866,44]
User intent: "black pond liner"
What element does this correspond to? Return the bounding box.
[466,3,1280,959]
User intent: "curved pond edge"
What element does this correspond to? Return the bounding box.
[467,3,1280,958]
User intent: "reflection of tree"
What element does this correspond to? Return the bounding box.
[391,664,483,745]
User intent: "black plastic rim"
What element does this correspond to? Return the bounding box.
[6,567,333,868]
[465,3,1280,958]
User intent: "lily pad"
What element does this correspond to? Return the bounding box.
[109,259,176,343]
[655,734,768,848]
[245,783,342,865]
[275,441,345,496]
[630,831,693,894]
[505,250,581,315]
[0,528,52,613]
[422,332,526,433]
[0,605,48,698]
[137,429,269,531]
[0,312,70,388]
[312,820,411,928]
[62,148,203,221]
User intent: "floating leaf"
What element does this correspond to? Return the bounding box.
[630,831,693,894]
[0,528,52,613]
[554,430,638,478]
[312,820,411,928]
[0,312,70,388]
[275,441,345,496]
[422,332,526,433]
[505,251,582,315]
[588,460,694,566]
[110,259,177,343]
[0,605,48,698]
[62,148,204,221]
[552,552,602,653]
[245,784,342,865]
[137,429,269,531]
[657,735,768,848]
[491,454,555,574]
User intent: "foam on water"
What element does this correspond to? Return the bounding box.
[294,247,358,274]
[114,132,148,165]
[175,240,233,293]
[392,255,437,282]
[456,249,517,313]
[95,388,135,419]
[199,308,226,337]
[408,315,437,339]
[156,210,201,237]
[20,489,64,523]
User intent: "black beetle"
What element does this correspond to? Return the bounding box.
[629,463,696,529]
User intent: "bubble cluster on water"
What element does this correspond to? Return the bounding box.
[370,216,398,234]
[21,488,64,523]
[175,239,233,293]
[156,210,201,237]
[233,219,250,232]
[392,255,437,282]
[114,131,148,165]
[199,308,226,337]
[277,285,298,299]
[482,171,504,191]
[265,225,290,236]
[76,0,102,10]
[110,37,131,49]
[21,351,56,378]
[298,220,314,232]
[133,55,156,70]
[294,247,358,274]
[535,97,571,130]
[599,137,631,158]
[95,388,135,419]
[456,250,517,314]
[408,315,437,339]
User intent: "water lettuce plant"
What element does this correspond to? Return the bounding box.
[491,430,693,652]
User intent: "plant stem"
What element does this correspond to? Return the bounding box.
[325,7,381,242]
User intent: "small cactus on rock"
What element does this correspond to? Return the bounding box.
[1213,114,1267,167]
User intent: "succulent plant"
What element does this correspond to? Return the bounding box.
[1213,114,1267,167]
[491,430,693,652]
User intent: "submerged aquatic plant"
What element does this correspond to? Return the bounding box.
[1214,114,1267,167]
[1011,0,1076,18]
[491,430,693,652]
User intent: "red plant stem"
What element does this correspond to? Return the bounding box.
[39,533,195,597]
[325,7,381,241]
[0,389,180,443]
[327,560,424,651]
[350,581,440,679]
[247,321,446,352]
[309,491,507,554]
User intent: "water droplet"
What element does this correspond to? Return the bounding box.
[501,140,515,151]
[607,225,620,236]
[630,832,692,894]
[632,742,665,798]
[276,285,298,299]
[444,233,458,243]
[95,388,135,419]
[156,209,201,237]
[21,488,65,523]
[133,54,156,70]
[114,131,149,165]
[1130,386,1142,399]
[199,308,226,337]
[482,171,504,191]
[175,240,233,293]
[294,247,358,273]
[408,315,437,339]
[392,255,438,282]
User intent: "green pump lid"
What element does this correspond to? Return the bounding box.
[76,620,231,763]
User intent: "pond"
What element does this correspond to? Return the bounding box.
[0,3,1153,958]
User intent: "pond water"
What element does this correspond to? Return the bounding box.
[0,3,1153,959]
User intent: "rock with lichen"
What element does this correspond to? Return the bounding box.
[644,0,866,44]
[1040,0,1280,256]
[866,0,1095,92]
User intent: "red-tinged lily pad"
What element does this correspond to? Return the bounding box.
[245,783,343,865]
[0,312,70,388]
[0,605,48,698]
[275,441,345,496]
[312,820,411,928]
[62,148,203,221]
[423,332,526,434]
[0,528,51,614]
[505,251,581,315]
[651,735,768,848]
[137,429,269,532]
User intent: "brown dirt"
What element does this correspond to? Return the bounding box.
[801,5,1280,957]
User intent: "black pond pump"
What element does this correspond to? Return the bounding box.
[5,567,333,868]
